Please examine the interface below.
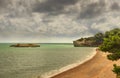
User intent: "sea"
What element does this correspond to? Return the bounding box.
[0,43,96,78]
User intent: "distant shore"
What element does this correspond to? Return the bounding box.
[51,49,120,78]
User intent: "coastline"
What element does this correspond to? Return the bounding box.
[50,49,120,78]
[39,48,97,78]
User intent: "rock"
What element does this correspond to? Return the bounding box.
[10,43,40,47]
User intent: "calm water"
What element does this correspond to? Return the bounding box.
[0,43,95,78]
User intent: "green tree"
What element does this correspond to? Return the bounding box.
[94,32,104,43]
[99,28,120,78]
[113,64,120,78]
[104,28,120,38]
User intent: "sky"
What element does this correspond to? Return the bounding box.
[0,0,120,43]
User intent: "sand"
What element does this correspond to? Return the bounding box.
[51,50,120,78]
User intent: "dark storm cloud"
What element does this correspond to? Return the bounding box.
[0,0,6,5]
[111,2,120,11]
[0,0,7,8]
[79,1,106,19]
[33,0,78,14]
[0,0,11,8]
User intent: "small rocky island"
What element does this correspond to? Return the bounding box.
[73,33,104,47]
[10,43,40,47]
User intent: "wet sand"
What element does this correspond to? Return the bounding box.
[51,50,120,78]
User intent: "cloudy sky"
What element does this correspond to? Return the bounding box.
[0,0,120,43]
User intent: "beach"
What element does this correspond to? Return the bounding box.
[51,50,120,78]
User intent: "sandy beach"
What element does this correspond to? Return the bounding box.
[51,50,120,78]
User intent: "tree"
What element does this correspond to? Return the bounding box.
[104,28,120,38]
[113,64,120,78]
[99,28,120,78]
[94,32,104,43]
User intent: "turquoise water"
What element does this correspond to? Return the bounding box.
[0,43,95,78]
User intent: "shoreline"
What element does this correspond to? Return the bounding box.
[50,49,120,78]
[39,48,97,78]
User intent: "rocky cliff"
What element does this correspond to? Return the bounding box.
[73,39,101,47]
[73,33,104,47]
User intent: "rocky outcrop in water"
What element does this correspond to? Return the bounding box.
[10,43,40,47]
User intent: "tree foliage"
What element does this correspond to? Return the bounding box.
[94,32,104,43]
[113,64,120,75]
[99,28,120,77]
[99,28,120,61]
